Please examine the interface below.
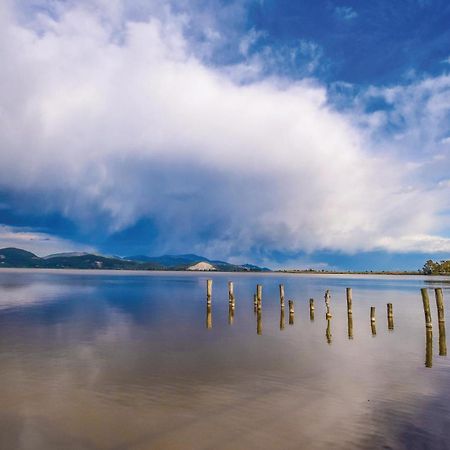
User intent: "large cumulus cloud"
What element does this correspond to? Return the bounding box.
[1,0,450,261]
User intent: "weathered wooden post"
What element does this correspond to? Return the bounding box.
[371,307,376,336]
[206,279,212,305]
[288,300,294,325]
[206,304,212,329]
[439,322,447,356]
[257,309,262,335]
[228,281,234,305]
[256,284,262,303]
[257,300,262,312]
[324,289,331,307]
[346,288,353,315]
[348,313,353,339]
[326,319,332,344]
[421,288,432,329]
[387,303,394,330]
[280,307,285,330]
[425,328,433,368]
[279,284,285,307]
[435,288,445,323]
[325,290,332,319]
[309,298,315,321]
[228,304,234,325]
[253,294,257,311]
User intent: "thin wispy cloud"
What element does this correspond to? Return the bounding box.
[334,6,358,21]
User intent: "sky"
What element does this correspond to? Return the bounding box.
[1,0,450,270]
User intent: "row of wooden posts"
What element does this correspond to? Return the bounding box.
[206,281,447,366]
[206,281,397,337]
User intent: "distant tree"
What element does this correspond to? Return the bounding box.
[422,259,450,275]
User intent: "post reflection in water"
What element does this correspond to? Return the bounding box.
[439,322,447,356]
[228,304,234,325]
[206,304,212,329]
[257,309,262,335]
[371,322,377,337]
[347,313,353,340]
[326,319,332,344]
[280,307,285,330]
[426,328,433,368]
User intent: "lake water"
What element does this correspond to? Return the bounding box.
[0,269,449,450]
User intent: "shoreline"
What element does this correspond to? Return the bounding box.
[0,267,449,278]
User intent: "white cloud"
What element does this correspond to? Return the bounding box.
[0,226,94,256]
[0,1,449,259]
[335,6,358,21]
[375,235,450,253]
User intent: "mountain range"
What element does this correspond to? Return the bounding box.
[0,248,270,272]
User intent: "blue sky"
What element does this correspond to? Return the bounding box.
[1,0,450,270]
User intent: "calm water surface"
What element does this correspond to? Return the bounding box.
[0,269,449,450]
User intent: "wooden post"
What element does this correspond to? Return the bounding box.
[280,307,285,330]
[228,281,234,305]
[257,297,262,312]
[288,300,294,315]
[371,307,376,336]
[256,284,262,303]
[228,304,234,325]
[439,322,447,356]
[206,279,212,304]
[435,288,445,323]
[326,319,332,344]
[288,300,294,325]
[279,284,285,307]
[425,328,433,368]
[309,298,315,321]
[421,288,432,329]
[253,294,257,310]
[387,303,394,330]
[346,288,352,315]
[257,309,262,335]
[325,290,332,319]
[347,313,353,339]
[206,304,212,329]
[324,289,331,306]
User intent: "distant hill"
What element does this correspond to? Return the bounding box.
[0,247,270,272]
[0,248,42,268]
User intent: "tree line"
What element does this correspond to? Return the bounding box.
[422,260,450,275]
